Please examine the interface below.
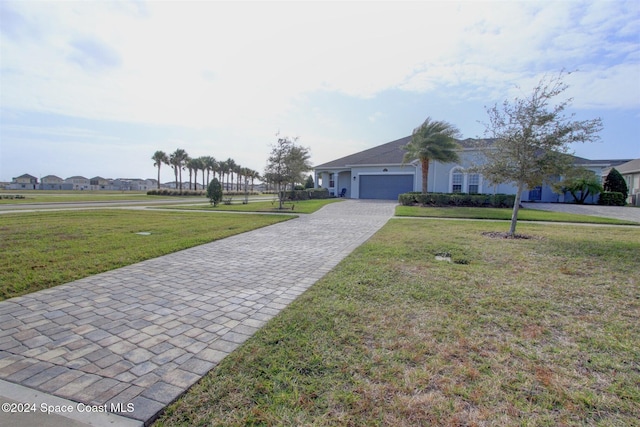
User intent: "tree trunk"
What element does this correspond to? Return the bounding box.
[421,158,430,194]
[509,182,525,236]
[157,166,161,189]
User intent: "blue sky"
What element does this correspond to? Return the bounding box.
[1,1,638,182]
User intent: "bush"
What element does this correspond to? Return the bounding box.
[598,191,625,206]
[399,192,515,208]
[282,188,330,201]
[603,168,628,202]
[147,189,205,196]
[206,178,223,206]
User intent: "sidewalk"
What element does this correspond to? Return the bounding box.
[0,200,396,426]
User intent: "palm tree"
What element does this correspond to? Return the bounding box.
[235,164,243,191]
[169,152,179,189]
[403,117,461,194]
[225,158,236,192]
[249,169,260,192]
[198,156,212,188]
[204,156,217,186]
[170,148,188,190]
[152,150,169,189]
[217,160,227,192]
[187,157,200,190]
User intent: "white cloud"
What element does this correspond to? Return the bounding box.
[2,0,638,128]
[1,0,638,181]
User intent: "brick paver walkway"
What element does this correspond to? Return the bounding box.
[0,200,395,424]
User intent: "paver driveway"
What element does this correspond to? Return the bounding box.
[0,200,396,425]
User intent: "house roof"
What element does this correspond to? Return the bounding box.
[315,134,633,171]
[42,175,63,180]
[314,136,487,169]
[14,173,37,180]
[613,158,640,174]
[572,157,632,167]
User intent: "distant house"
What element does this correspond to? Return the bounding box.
[607,158,640,205]
[314,136,630,202]
[130,179,154,191]
[90,176,112,190]
[65,176,90,191]
[41,175,72,190]
[7,174,38,190]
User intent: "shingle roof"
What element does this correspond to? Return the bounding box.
[315,136,411,169]
[613,158,640,174]
[315,137,488,169]
[572,157,632,167]
[315,135,633,171]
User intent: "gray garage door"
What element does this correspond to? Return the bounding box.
[359,175,414,200]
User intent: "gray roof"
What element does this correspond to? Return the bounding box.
[315,135,633,171]
[613,158,640,174]
[572,157,632,167]
[315,136,485,169]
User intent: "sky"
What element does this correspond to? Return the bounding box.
[1,0,639,183]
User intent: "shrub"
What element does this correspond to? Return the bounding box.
[283,188,330,201]
[603,168,628,202]
[598,191,625,206]
[206,178,223,206]
[398,192,515,208]
[147,189,205,196]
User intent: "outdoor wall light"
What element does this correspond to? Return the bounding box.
[353,176,356,180]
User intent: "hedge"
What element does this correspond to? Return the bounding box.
[282,188,330,201]
[597,191,625,206]
[399,192,515,208]
[147,189,261,197]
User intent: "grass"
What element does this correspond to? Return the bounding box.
[169,198,344,214]
[0,190,170,204]
[396,205,639,225]
[0,210,291,300]
[155,219,640,426]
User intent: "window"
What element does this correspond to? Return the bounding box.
[468,174,479,194]
[452,171,463,193]
[529,186,542,200]
[329,173,335,188]
[450,168,482,194]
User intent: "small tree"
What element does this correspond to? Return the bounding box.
[555,168,603,204]
[264,136,312,209]
[603,168,628,202]
[567,177,603,205]
[476,71,602,235]
[304,175,314,189]
[206,178,223,206]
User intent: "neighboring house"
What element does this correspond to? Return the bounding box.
[314,136,630,201]
[111,179,132,191]
[41,175,72,190]
[607,158,640,206]
[90,176,112,190]
[7,174,38,190]
[65,176,90,191]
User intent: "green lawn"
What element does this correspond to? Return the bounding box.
[155,219,640,426]
[168,198,344,214]
[0,210,291,300]
[0,190,171,204]
[396,205,639,225]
